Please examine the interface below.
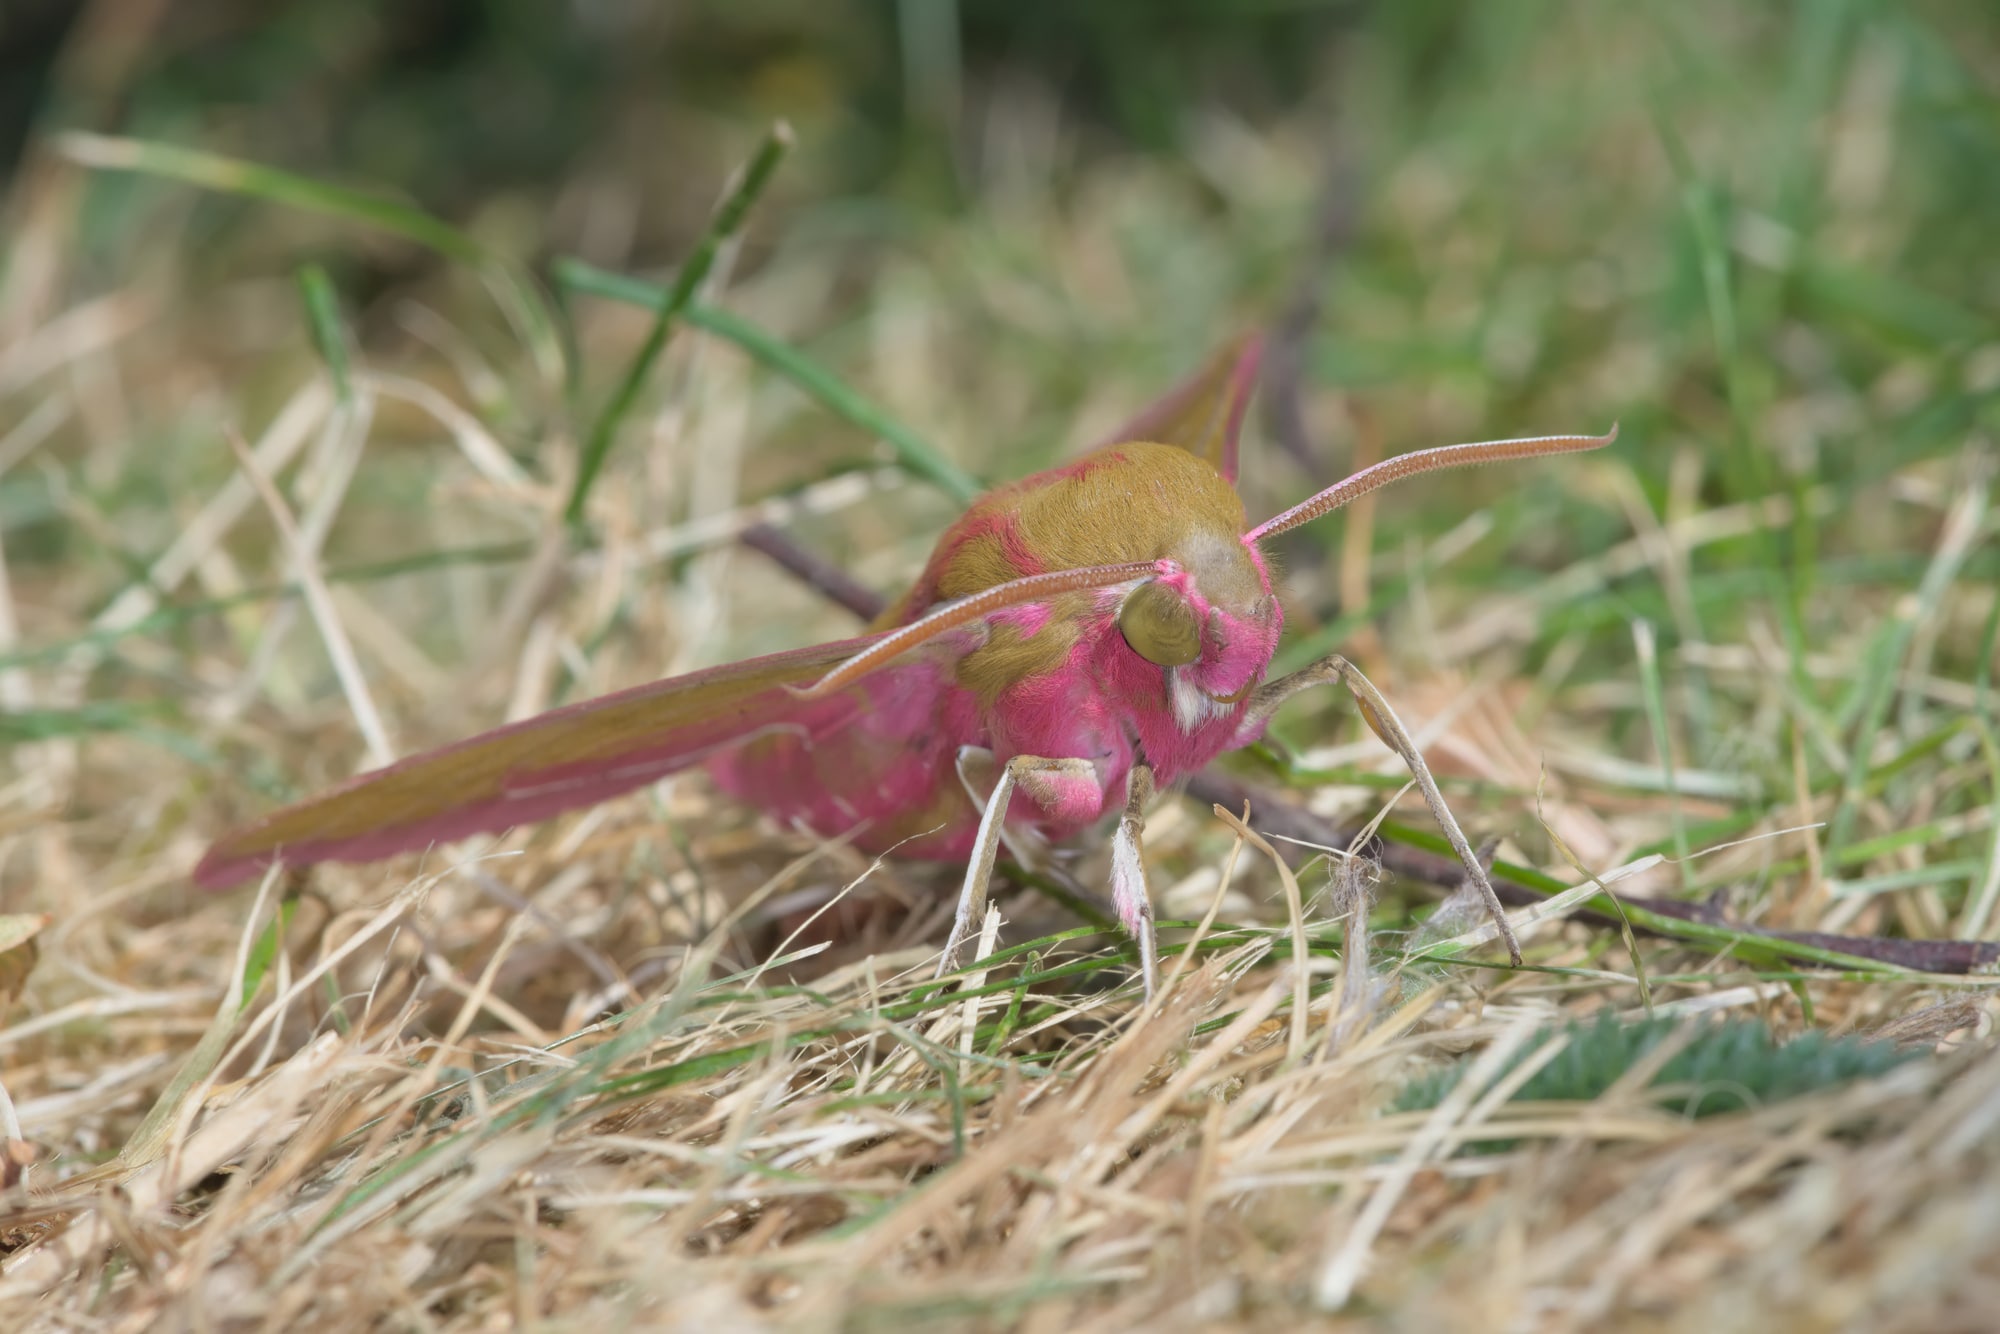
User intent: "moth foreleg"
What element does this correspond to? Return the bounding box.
[936,753,1096,983]
[1111,762,1159,1001]
[954,745,1052,868]
[1246,655,1523,966]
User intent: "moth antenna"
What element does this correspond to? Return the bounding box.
[794,559,1168,698]
[1243,425,1618,544]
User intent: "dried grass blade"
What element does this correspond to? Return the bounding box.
[1212,804,1312,1064]
[0,1032,342,1300]
[224,427,395,767]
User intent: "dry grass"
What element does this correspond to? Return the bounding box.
[4,4,2000,1329]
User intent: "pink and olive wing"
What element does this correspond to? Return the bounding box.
[1095,334,1261,482]
[193,634,889,888]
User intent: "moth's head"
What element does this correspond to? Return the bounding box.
[1101,422,1619,733]
[1114,529,1280,726]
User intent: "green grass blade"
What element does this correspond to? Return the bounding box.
[55,131,566,389]
[239,899,299,1010]
[1956,716,2000,939]
[0,700,171,741]
[295,264,351,402]
[564,122,794,526]
[554,258,984,503]
[1828,477,1989,856]
[1631,618,1692,888]
[1975,577,2000,713]
[57,131,485,261]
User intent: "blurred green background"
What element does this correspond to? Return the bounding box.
[11,0,1996,465]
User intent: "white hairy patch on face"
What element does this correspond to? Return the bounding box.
[1167,667,1229,735]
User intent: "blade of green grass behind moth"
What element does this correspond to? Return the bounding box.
[0,699,170,741]
[563,121,793,527]
[1631,618,1693,891]
[295,264,352,403]
[554,258,985,503]
[1370,821,1933,975]
[1975,588,2000,714]
[1960,717,2000,939]
[53,131,565,392]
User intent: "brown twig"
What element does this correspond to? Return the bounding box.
[740,522,887,623]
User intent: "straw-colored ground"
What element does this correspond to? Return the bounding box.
[3,4,1998,1329]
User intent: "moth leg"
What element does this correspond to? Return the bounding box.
[937,754,1096,982]
[954,746,1051,869]
[1110,762,1160,1001]
[1245,655,1523,966]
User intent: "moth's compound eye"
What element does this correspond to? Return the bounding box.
[1118,580,1203,667]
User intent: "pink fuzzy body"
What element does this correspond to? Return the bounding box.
[710,443,1287,858]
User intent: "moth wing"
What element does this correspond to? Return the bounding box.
[194,633,906,888]
[1094,334,1262,482]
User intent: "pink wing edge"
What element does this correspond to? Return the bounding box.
[1093,332,1263,482]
